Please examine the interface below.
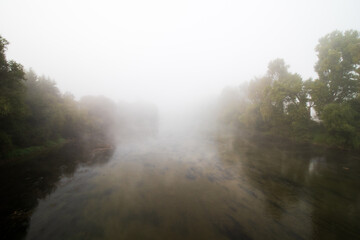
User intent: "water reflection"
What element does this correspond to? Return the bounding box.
[308,157,326,175]
[15,131,360,240]
[0,142,114,240]
[223,135,360,239]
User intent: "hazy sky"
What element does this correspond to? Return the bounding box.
[0,0,359,105]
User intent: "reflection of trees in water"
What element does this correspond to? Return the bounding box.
[0,142,114,240]
[307,150,360,239]
[217,134,360,239]
[218,135,310,218]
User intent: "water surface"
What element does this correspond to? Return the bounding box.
[24,131,360,240]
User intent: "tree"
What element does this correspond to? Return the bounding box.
[243,59,310,135]
[229,30,360,148]
[0,36,25,156]
[23,71,65,145]
[322,102,360,148]
[0,36,25,117]
[311,30,360,115]
[218,86,246,126]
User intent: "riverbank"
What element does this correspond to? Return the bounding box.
[1,138,69,163]
[218,126,360,154]
[0,138,115,240]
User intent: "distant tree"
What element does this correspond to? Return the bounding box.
[218,86,246,126]
[243,59,310,135]
[23,71,65,145]
[79,95,117,142]
[61,92,84,139]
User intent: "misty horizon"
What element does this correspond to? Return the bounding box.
[1,0,359,106]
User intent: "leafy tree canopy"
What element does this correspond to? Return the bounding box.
[311,30,360,114]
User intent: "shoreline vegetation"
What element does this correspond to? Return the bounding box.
[0,139,116,239]
[0,29,359,240]
[219,106,360,153]
[0,34,158,162]
[0,29,359,161]
[218,30,360,151]
[2,138,68,162]
[1,32,158,237]
[1,137,116,165]
[236,129,358,153]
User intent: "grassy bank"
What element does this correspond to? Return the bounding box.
[241,129,360,153]
[3,138,69,162]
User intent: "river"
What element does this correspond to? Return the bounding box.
[2,126,360,239]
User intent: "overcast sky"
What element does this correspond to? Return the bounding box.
[0,0,359,105]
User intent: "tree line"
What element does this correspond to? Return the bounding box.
[0,35,158,160]
[1,30,359,157]
[218,30,360,149]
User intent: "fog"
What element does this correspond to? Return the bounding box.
[1,0,359,149]
[1,0,359,110]
[1,2,360,238]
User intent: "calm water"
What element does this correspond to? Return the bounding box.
[20,130,360,240]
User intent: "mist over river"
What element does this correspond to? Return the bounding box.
[1,1,359,239]
[21,120,360,240]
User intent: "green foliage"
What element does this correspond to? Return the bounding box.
[322,102,360,148]
[5,138,67,159]
[22,71,63,145]
[311,30,360,115]
[0,35,26,158]
[239,59,311,136]
[0,38,25,117]
[219,30,360,149]
[0,36,120,160]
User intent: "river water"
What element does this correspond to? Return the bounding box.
[22,128,360,240]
